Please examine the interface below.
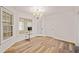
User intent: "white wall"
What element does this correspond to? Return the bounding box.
[74,7,79,46]
[42,11,76,44]
[0,7,1,52]
[75,15,79,46]
[77,16,79,46]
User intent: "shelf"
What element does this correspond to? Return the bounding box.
[3,32,13,40]
[3,20,11,23]
[2,10,13,40]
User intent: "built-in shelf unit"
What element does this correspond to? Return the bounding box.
[0,7,13,43]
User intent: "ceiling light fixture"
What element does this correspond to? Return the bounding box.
[31,7,45,19]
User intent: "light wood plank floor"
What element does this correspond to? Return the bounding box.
[5,36,75,53]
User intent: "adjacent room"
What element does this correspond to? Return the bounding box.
[0,6,78,53]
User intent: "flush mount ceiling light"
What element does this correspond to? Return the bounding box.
[31,6,45,19]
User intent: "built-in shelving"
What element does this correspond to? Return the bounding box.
[0,7,13,41]
[2,11,13,40]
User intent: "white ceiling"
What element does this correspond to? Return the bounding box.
[11,6,79,16]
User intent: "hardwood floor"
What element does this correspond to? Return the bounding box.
[5,36,75,53]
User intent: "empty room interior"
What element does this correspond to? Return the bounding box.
[0,6,79,53]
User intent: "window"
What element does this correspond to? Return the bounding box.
[27,20,32,27]
[2,11,13,40]
[19,22,24,31]
[19,18,32,34]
